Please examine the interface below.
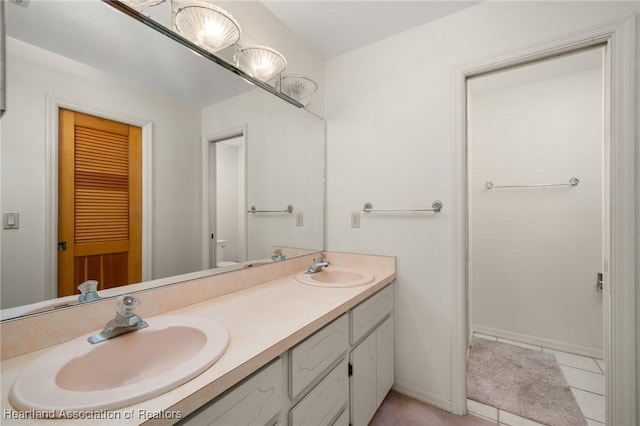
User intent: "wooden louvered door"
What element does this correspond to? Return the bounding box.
[57,109,142,297]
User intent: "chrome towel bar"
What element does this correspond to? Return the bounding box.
[363,200,443,213]
[485,177,580,190]
[248,204,294,214]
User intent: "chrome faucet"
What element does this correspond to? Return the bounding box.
[77,280,101,303]
[87,295,148,344]
[305,253,330,274]
[271,249,286,262]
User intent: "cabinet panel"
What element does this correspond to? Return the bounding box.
[351,284,393,344]
[349,332,377,426]
[290,314,348,398]
[332,409,349,426]
[376,316,394,405]
[182,359,281,426]
[290,359,348,426]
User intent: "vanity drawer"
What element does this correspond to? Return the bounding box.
[351,284,393,344]
[289,359,348,426]
[183,359,282,426]
[290,314,348,399]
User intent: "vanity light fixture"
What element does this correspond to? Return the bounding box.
[235,45,287,82]
[121,0,166,9]
[174,1,241,53]
[276,75,318,106]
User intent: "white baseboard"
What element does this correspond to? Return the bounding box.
[472,324,604,359]
[392,381,452,412]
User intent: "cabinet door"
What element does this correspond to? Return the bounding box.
[376,316,394,405]
[349,331,377,426]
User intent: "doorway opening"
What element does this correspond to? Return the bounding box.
[465,46,606,425]
[203,131,247,269]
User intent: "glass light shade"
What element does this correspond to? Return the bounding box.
[174,2,241,53]
[235,46,287,82]
[122,0,165,9]
[276,75,318,106]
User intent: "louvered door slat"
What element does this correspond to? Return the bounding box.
[74,126,129,245]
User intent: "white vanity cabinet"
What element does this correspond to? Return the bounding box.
[181,283,393,426]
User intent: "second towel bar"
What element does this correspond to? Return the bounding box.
[486,177,580,189]
[248,204,294,214]
[363,200,443,213]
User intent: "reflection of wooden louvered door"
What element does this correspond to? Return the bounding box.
[58,109,142,297]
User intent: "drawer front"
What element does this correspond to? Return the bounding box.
[289,359,349,426]
[290,314,348,398]
[351,284,393,344]
[183,359,282,426]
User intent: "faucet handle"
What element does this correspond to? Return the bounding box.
[117,295,141,318]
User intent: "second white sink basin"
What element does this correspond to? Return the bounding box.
[296,266,375,288]
[10,314,229,414]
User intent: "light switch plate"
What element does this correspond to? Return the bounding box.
[3,212,20,230]
[295,212,304,227]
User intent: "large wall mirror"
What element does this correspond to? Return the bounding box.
[1,0,325,320]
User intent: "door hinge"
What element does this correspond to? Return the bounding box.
[58,241,67,251]
[348,362,353,377]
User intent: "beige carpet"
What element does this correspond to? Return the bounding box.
[467,338,586,426]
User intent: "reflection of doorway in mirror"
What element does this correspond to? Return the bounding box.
[207,135,246,268]
[57,109,142,297]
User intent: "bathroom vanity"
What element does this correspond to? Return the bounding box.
[0,252,395,425]
[181,283,394,426]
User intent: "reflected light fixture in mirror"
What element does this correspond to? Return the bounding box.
[276,75,318,107]
[122,0,166,9]
[236,46,287,82]
[174,1,241,53]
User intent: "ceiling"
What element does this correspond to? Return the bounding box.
[261,1,480,59]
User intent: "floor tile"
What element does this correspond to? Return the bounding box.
[473,333,497,341]
[544,349,601,373]
[496,338,541,351]
[571,388,606,423]
[595,359,605,374]
[499,410,545,426]
[467,399,498,422]
[585,419,605,426]
[560,365,605,395]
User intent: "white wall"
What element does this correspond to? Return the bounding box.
[1,38,203,308]
[202,88,325,261]
[325,1,639,409]
[469,53,603,356]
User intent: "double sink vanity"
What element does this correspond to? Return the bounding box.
[0,252,396,425]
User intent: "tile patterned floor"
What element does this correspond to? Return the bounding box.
[468,333,606,425]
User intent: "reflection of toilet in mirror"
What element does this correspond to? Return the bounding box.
[216,240,238,267]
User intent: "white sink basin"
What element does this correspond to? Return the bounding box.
[296,266,375,288]
[10,314,229,414]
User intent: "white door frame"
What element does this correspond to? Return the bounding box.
[45,97,154,299]
[201,125,248,270]
[450,15,636,425]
